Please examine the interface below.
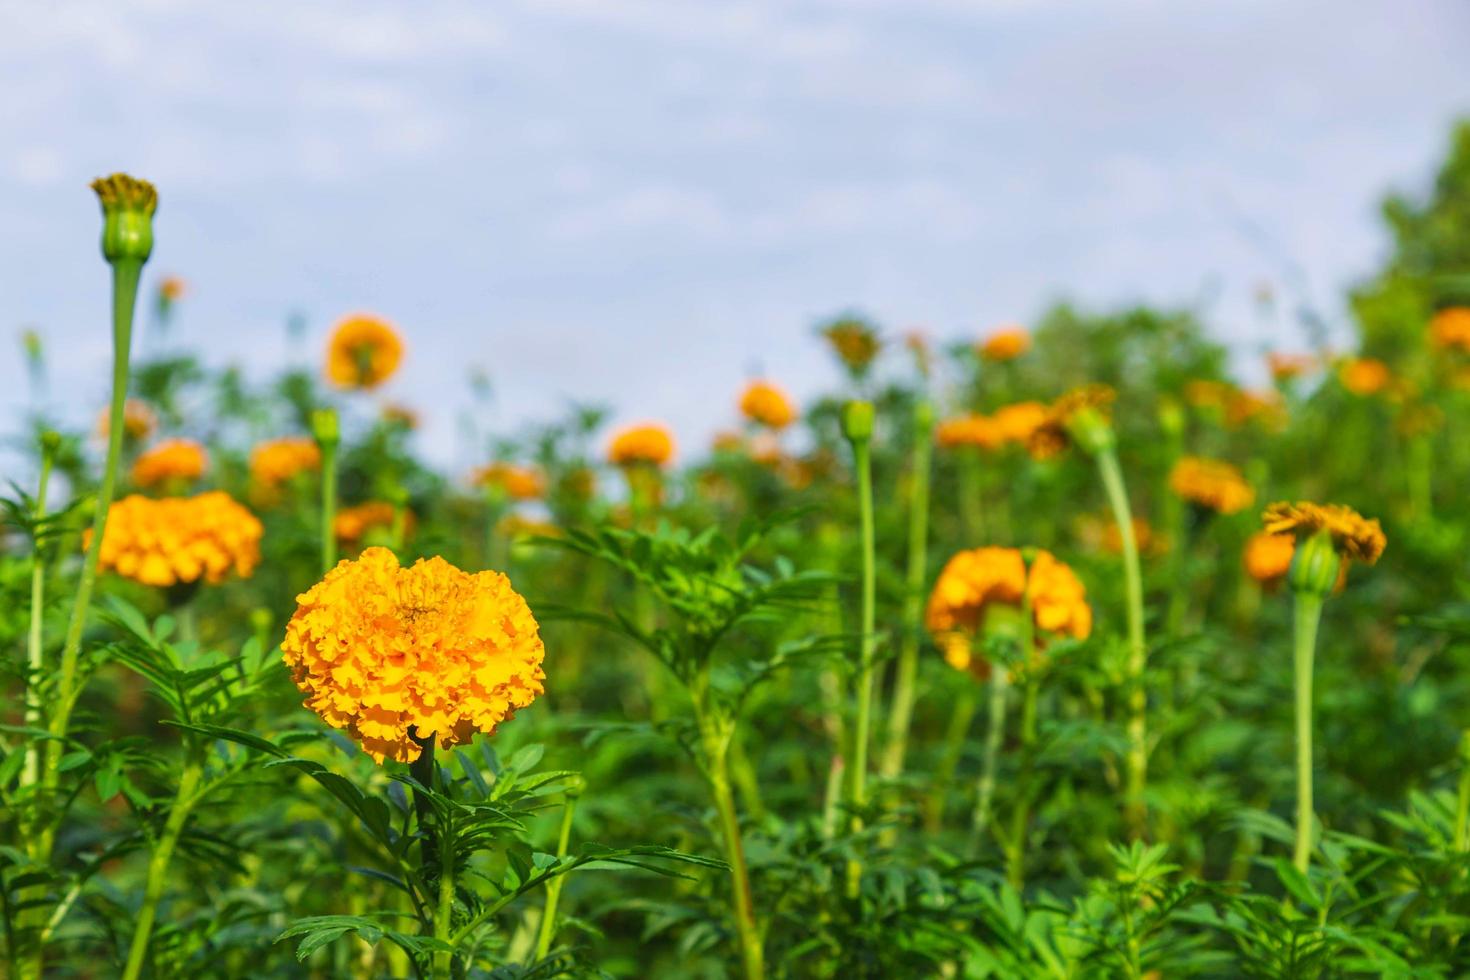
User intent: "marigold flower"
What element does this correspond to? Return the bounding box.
[1338,357,1391,396]
[739,380,798,430]
[1261,501,1386,565]
[89,492,262,587]
[1027,385,1115,459]
[608,423,675,468]
[381,402,420,429]
[935,414,1001,451]
[1086,515,1164,557]
[1429,306,1470,352]
[1243,531,1295,586]
[335,501,414,544]
[1184,379,1233,411]
[92,173,157,265]
[1267,351,1315,381]
[158,276,187,304]
[925,547,1091,679]
[1226,390,1286,430]
[249,437,321,491]
[281,547,545,764]
[327,314,404,390]
[474,462,545,501]
[98,399,156,442]
[978,326,1030,362]
[991,401,1048,444]
[131,438,208,488]
[1169,456,1255,514]
[820,317,881,376]
[711,430,745,453]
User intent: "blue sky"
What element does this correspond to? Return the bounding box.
[4,0,1469,470]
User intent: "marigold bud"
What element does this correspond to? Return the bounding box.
[841,401,875,444]
[91,173,157,265]
[1066,406,1115,455]
[311,408,340,448]
[1289,529,1341,599]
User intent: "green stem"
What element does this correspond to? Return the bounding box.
[1292,591,1324,873]
[121,750,204,980]
[21,447,55,791]
[320,439,339,574]
[924,688,977,833]
[1005,679,1039,887]
[534,793,579,960]
[1096,447,1148,838]
[434,829,454,980]
[971,669,1009,841]
[845,437,876,899]
[881,402,933,783]
[1455,730,1470,854]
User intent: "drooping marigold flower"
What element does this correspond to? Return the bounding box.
[608,423,675,467]
[925,547,1092,678]
[820,317,881,377]
[1169,456,1255,514]
[89,492,262,587]
[1338,357,1391,396]
[131,438,208,488]
[327,314,404,390]
[474,462,545,501]
[739,380,798,430]
[978,326,1030,362]
[1027,385,1115,459]
[1267,351,1315,381]
[250,437,321,492]
[1243,531,1295,586]
[1429,306,1470,352]
[335,501,414,544]
[281,547,545,764]
[98,399,157,442]
[935,414,1001,451]
[1261,501,1386,565]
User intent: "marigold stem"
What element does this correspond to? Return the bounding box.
[121,749,203,980]
[845,436,876,899]
[320,438,339,574]
[21,443,55,792]
[971,669,1009,842]
[534,792,579,961]
[1455,730,1470,854]
[1291,591,1324,873]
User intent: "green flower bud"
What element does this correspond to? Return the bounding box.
[311,408,340,448]
[1067,406,1116,455]
[841,400,875,444]
[40,430,62,457]
[249,607,274,636]
[564,774,588,798]
[1158,397,1185,437]
[913,399,935,431]
[91,173,157,265]
[1288,529,1341,599]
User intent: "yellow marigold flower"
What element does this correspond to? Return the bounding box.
[131,438,208,488]
[158,276,187,303]
[281,547,545,764]
[1243,531,1295,586]
[474,462,545,501]
[1261,501,1386,565]
[1184,379,1233,410]
[991,401,1048,444]
[1027,385,1115,459]
[497,514,561,540]
[1430,306,1470,352]
[250,436,321,492]
[327,314,404,390]
[935,414,1001,451]
[1225,389,1286,431]
[608,423,675,467]
[925,547,1091,679]
[1169,456,1255,514]
[335,501,414,545]
[1267,351,1315,381]
[90,492,262,587]
[978,326,1030,362]
[1338,357,1391,396]
[98,399,156,441]
[820,317,881,375]
[739,380,798,430]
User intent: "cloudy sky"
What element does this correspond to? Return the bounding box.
[4,0,1468,468]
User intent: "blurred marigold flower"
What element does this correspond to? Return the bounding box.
[327,314,404,390]
[1429,306,1470,352]
[1267,351,1315,381]
[1027,384,1115,459]
[335,500,413,544]
[1261,501,1386,565]
[89,491,262,587]
[739,380,798,430]
[925,547,1091,679]
[158,276,187,304]
[131,438,208,488]
[1225,389,1287,431]
[936,414,1001,451]
[1184,379,1233,411]
[711,430,745,453]
[1169,456,1255,514]
[608,423,675,467]
[474,462,545,501]
[1243,531,1296,586]
[1080,514,1164,557]
[281,547,545,764]
[991,401,1048,443]
[249,436,321,492]
[1338,357,1391,396]
[820,317,881,377]
[978,326,1030,362]
[98,399,156,442]
[381,402,420,429]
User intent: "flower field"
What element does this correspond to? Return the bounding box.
[5,129,1470,979]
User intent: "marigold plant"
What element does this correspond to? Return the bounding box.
[1429,306,1470,351]
[98,399,156,441]
[335,500,411,544]
[1169,456,1255,514]
[1027,384,1115,459]
[326,313,403,389]
[249,436,321,491]
[281,546,546,763]
[89,491,262,587]
[474,462,545,500]
[1261,501,1387,565]
[739,380,797,430]
[609,423,675,467]
[131,438,208,488]
[978,326,1030,362]
[1339,357,1391,396]
[1243,530,1295,585]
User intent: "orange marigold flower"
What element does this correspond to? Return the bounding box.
[1430,306,1470,352]
[131,438,208,488]
[1184,379,1233,410]
[1243,531,1295,585]
[1261,501,1386,565]
[281,547,545,764]
[98,399,157,442]
[1338,357,1391,396]
[978,326,1030,362]
[1225,389,1286,431]
[158,275,187,303]
[474,462,545,501]
[608,423,675,467]
[925,547,1091,679]
[335,501,413,544]
[1169,456,1255,514]
[1103,516,1162,557]
[327,314,404,390]
[820,317,881,376]
[739,380,798,430]
[1027,385,1115,459]
[1267,351,1315,381]
[90,492,262,587]
[935,414,1001,451]
[249,437,321,491]
[991,401,1048,444]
